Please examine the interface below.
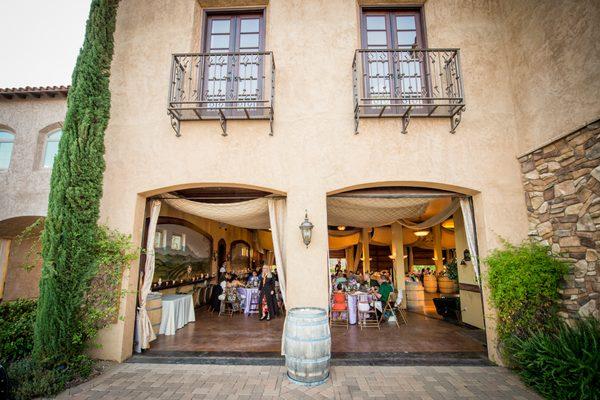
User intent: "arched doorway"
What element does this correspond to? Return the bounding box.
[326,184,487,360]
[132,184,286,357]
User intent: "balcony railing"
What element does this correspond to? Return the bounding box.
[353,48,465,134]
[168,52,275,136]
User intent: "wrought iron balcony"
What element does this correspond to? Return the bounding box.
[352,48,465,134]
[168,52,275,136]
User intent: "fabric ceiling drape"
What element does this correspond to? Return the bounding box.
[268,198,287,304]
[164,197,270,229]
[459,198,480,283]
[397,198,460,230]
[135,199,161,353]
[327,197,430,227]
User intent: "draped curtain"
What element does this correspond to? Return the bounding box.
[267,198,287,304]
[135,199,161,353]
[459,198,480,283]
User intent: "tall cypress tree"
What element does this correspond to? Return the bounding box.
[34,0,120,361]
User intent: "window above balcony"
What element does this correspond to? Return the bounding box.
[167,12,274,137]
[353,9,465,134]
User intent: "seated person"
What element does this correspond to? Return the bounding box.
[247,270,260,286]
[334,271,347,287]
[378,276,394,304]
[332,284,347,312]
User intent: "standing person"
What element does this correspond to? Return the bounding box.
[258,265,278,320]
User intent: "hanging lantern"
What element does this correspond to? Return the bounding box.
[299,210,314,247]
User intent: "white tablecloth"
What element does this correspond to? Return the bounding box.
[159,294,196,335]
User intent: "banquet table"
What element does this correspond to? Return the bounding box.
[237,287,259,314]
[346,292,382,325]
[159,294,196,335]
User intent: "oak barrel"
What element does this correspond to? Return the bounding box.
[146,293,162,335]
[437,276,458,294]
[406,281,425,311]
[284,307,331,386]
[423,274,438,293]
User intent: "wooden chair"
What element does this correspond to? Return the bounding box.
[380,291,407,327]
[357,294,380,329]
[219,288,241,317]
[330,292,349,329]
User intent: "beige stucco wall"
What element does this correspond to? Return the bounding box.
[0,98,66,222]
[502,0,600,153]
[94,0,530,363]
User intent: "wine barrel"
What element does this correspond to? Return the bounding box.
[423,275,438,293]
[146,293,162,335]
[405,281,425,311]
[284,307,331,386]
[438,276,458,294]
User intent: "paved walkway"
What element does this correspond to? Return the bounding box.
[56,363,541,399]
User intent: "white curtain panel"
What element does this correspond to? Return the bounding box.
[459,198,480,283]
[327,197,430,227]
[398,198,461,230]
[267,198,287,304]
[135,199,161,353]
[164,197,270,229]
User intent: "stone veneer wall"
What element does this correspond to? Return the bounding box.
[519,119,600,322]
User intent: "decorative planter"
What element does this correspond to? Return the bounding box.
[423,274,438,293]
[438,276,459,294]
[405,280,425,311]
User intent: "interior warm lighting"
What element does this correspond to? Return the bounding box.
[388,254,396,260]
[442,219,455,229]
[414,229,429,237]
[337,225,346,231]
[403,255,408,259]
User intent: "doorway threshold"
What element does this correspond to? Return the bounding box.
[128,350,490,366]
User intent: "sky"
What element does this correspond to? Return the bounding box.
[0,1,90,88]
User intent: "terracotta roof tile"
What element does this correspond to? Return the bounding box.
[0,85,70,99]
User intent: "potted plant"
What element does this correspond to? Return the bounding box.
[438,260,459,294]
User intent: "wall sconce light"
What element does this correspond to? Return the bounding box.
[460,249,471,265]
[299,210,314,248]
[414,229,429,237]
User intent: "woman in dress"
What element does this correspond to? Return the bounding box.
[258,265,278,320]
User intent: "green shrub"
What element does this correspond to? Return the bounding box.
[0,299,37,364]
[485,241,568,342]
[7,356,94,400]
[506,318,600,400]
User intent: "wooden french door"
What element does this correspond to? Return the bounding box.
[360,10,425,104]
[203,13,265,108]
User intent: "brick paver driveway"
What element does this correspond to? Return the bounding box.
[57,363,541,399]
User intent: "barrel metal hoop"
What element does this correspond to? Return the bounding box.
[284,334,331,342]
[285,355,331,364]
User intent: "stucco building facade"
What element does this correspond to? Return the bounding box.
[1,0,599,364]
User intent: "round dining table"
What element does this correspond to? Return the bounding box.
[237,287,260,314]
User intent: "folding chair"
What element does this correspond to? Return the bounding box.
[330,292,349,329]
[357,294,380,329]
[380,291,407,327]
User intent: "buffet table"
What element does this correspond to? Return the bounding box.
[159,294,196,335]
